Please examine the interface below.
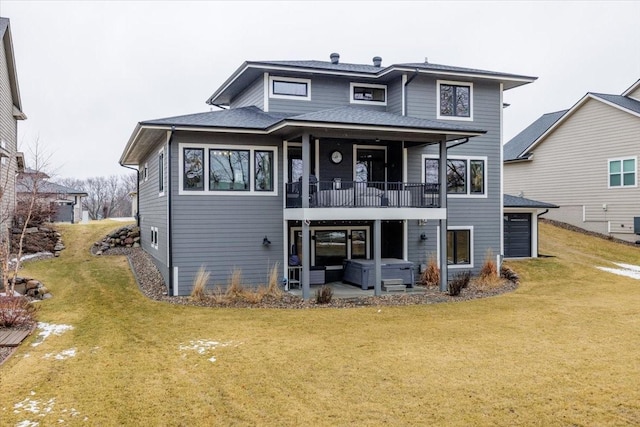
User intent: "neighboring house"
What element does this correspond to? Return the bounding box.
[504,79,640,242]
[121,53,535,297]
[0,17,27,234]
[16,168,87,224]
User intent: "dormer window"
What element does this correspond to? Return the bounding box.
[269,76,311,100]
[437,80,473,121]
[350,83,387,105]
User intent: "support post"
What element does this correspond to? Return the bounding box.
[301,133,311,300]
[439,140,448,293]
[374,219,382,296]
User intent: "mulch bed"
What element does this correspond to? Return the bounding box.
[96,246,519,309]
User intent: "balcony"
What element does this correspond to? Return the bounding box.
[285,181,440,209]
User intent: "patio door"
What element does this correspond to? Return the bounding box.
[354,146,386,184]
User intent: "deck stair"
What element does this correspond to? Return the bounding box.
[382,278,406,292]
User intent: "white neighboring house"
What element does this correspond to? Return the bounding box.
[504,79,640,243]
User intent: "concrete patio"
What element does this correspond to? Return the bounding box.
[287,281,428,299]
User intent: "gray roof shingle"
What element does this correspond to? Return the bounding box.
[591,93,640,115]
[141,106,289,129]
[504,194,558,208]
[253,60,381,74]
[0,18,8,38]
[503,110,567,161]
[140,105,486,134]
[288,106,486,133]
[397,62,536,80]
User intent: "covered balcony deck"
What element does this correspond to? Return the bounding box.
[286,180,440,209]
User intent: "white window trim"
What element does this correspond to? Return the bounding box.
[350,82,387,106]
[158,147,165,197]
[290,225,371,270]
[436,225,474,269]
[607,156,637,188]
[269,76,311,101]
[421,154,488,198]
[436,80,473,121]
[178,143,278,196]
[150,226,158,250]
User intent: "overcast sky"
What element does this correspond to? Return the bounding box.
[2,1,639,180]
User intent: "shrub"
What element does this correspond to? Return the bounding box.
[500,266,520,283]
[0,296,38,328]
[264,262,283,298]
[448,271,470,296]
[224,268,245,301]
[479,249,498,279]
[420,254,440,287]
[190,266,210,301]
[315,285,333,304]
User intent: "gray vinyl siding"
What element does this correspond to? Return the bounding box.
[504,98,640,242]
[138,137,170,288]
[268,75,386,115]
[230,76,264,110]
[406,78,503,274]
[386,77,403,115]
[171,132,283,295]
[0,39,17,221]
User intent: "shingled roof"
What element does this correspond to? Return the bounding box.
[504,194,558,209]
[503,110,567,162]
[590,93,640,115]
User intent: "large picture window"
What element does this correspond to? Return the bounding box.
[423,156,486,196]
[180,144,277,194]
[437,81,472,120]
[447,229,471,265]
[315,230,347,267]
[210,149,249,191]
[609,157,636,188]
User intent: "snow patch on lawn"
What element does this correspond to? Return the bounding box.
[12,391,84,425]
[597,262,640,279]
[179,339,235,363]
[31,323,74,347]
[43,348,77,360]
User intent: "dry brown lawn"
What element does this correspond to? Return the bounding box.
[1,220,639,425]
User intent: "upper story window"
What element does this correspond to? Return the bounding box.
[423,155,486,196]
[350,83,387,105]
[609,157,636,188]
[437,80,473,121]
[269,76,311,100]
[180,143,277,195]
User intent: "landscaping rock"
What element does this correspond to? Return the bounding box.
[94,224,143,251]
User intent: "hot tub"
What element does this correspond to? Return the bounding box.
[343,259,415,290]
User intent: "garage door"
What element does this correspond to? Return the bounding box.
[504,213,531,257]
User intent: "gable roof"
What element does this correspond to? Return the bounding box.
[503,110,567,161]
[207,58,537,106]
[504,194,558,209]
[504,84,640,162]
[622,79,640,98]
[0,17,25,118]
[121,105,486,165]
[16,175,87,197]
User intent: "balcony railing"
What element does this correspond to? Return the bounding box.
[285,181,440,208]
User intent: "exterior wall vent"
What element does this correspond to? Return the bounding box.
[373,56,382,67]
[330,53,340,64]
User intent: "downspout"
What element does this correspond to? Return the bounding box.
[403,69,419,116]
[120,163,140,227]
[536,209,550,257]
[167,126,175,295]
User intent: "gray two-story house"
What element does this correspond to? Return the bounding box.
[120,54,535,297]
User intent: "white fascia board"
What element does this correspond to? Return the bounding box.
[590,94,640,118]
[622,79,640,97]
[526,93,640,156]
[119,123,145,165]
[386,67,537,89]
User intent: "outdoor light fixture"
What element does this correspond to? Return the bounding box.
[262,236,271,246]
[420,233,428,241]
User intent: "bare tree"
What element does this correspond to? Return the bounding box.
[1,138,53,294]
[56,173,136,220]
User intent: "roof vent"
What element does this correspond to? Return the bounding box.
[424,57,429,64]
[373,56,382,67]
[330,53,340,64]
